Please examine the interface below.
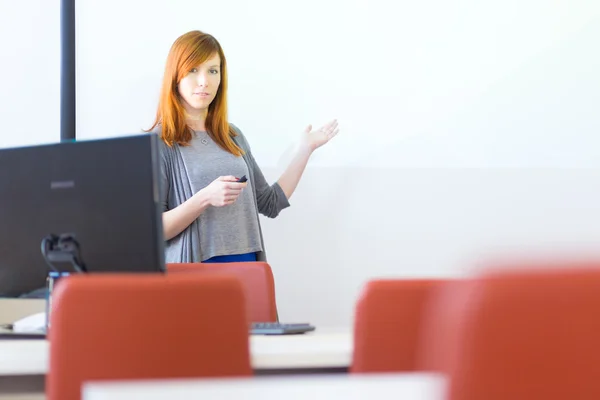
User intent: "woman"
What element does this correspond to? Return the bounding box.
[148,30,338,264]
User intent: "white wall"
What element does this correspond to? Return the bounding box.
[0,0,61,148]
[75,0,600,326]
[261,167,600,325]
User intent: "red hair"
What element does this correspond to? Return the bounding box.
[147,30,243,156]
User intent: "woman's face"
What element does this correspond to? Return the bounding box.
[178,53,221,114]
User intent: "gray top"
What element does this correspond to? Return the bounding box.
[179,130,262,261]
[158,123,290,263]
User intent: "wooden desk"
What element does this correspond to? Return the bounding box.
[0,328,353,397]
[250,329,351,373]
[0,340,47,376]
[0,299,45,325]
[83,373,446,400]
[0,328,352,375]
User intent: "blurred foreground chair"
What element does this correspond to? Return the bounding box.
[422,266,600,400]
[47,273,251,400]
[351,278,449,373]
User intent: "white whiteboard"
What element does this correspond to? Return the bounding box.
[75,0,600,168]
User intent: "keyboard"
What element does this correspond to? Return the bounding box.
[250,322,316,335]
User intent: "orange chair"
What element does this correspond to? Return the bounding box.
[350,278,448,373]
[47,273,252,400]
[414,278,472,373]
[430,267,600,400]
[167,262,278,322]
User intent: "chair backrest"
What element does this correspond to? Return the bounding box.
[415,278,472,373]
[435,267,600,400]
[167,262,278,322]
[350,278,447,373]
[47,273,252,400]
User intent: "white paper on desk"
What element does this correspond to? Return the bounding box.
[12,312,46,332]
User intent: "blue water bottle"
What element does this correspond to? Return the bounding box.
[45,271,70,331]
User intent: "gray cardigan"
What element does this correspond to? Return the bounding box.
[158,124,290,263]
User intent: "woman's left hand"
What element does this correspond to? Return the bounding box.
[302,119,339,152]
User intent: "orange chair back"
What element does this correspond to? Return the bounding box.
[167,262,278,322]
[437,268,600,400]
[351,278,447,373]
[47,273,251,400]
[415,278,471,372]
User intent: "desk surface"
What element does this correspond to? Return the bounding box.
[0,328,353,376]
[83,373,446,400]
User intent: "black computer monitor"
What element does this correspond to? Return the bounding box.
[0,134,166,297]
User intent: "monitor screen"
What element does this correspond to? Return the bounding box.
[0,134,165,297]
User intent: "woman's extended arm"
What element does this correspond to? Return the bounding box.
[277,119,339,199]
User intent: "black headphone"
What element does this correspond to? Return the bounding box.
[40,233,87,273]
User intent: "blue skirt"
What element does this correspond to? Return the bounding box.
[203,252,258,263]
